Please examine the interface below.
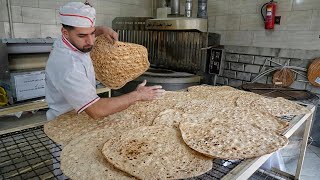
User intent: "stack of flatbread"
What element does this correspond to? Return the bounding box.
[90,36,150,89]
[44,85,310,179]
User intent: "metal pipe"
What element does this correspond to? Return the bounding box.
[185,0,193,17]
[6,0,14,38]
[170,0,180,15]
[197,0,208,19]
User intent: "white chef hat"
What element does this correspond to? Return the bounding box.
[59,2,96,28]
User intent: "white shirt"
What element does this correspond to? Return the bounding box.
[45,36,100,120]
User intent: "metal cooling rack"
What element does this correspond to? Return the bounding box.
[0,126,290,180]
[0,126,64,180]
[249,169,293,180]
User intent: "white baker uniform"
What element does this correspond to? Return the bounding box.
[45,35,100,120]
[45,35,100,180]
[45,2,98,179]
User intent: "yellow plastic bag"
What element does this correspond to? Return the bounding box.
[0,87,8,106]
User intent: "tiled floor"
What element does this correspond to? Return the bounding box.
[0,111,320,179]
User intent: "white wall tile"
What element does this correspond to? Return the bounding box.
[257,0,293,13]
[95,14,112,26]
[13,23,41,38]
[4,22,10,37]
[0,22,7,38]
[225,31,253,46]
[253,31,289,48]
[311,10,320,30]
[11,6,22,23]
[240,14,265,30]
[207,0,229,16]
[229,0,258,15]
[208,16,216,32]
[10,0,39,8]
[293,0,320,11]
[117,0,151,7]
[215,15,240,30]
[95,1,121,16]
[22,7,56,24]
[39,0,62,9]
[0,0,9,21]
[286,10,312,30]
[120,4,150,17]
[40,24,61,38]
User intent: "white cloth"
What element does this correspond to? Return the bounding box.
[45,35,100,120]
[59,2,96,27]
[261,151,286,172]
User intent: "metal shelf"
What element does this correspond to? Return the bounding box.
[0,103,315,180]
[0,87,111,117]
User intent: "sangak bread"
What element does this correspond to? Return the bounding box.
[179,122,289,160]
[153,106,288,133]
[44,108,151,146]
[60,128,135,180]
[187,85,238,92]
[44,111,108,146]
[102,126,213,180]
[91,35,150,89]
[236,95,310,117]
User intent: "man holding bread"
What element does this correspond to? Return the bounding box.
[45,1,165,121]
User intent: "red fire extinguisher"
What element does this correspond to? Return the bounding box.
[261,0,277,29]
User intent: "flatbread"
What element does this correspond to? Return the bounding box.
[102,126,213,180]
[60,128,135,180]
[236,95,310,117]
[187,85,238,92]
[214,107,289,133]
[91,36,149,89]
[179,122,289,160]
[44,108,150,146]
[44,111,108,146]
[153,106,288,133]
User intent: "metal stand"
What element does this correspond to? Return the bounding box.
[223,105,316,180]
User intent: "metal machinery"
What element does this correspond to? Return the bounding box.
[112,16,222,93]
[0,38,54,105]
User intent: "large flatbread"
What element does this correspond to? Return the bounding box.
[102,126,213,180]
[44,108,151,146]
[187,85,238,93]
[236,95,310,117]
[91,35,150,89]
[60,128,134,180]
[179,122,289,160]
[44,111,108,146]
[153,107,288,133]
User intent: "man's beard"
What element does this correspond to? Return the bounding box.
[69,40,93,53]
[80,45,93,53]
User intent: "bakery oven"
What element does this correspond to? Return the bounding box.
[112,17,222,93]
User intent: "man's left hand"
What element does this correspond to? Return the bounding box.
[95,26,118,43]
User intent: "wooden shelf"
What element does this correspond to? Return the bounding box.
[0,87,111,117]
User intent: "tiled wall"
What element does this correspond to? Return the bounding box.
[0,0,152,38]
[216,45,320,95]
[206,0,320,50]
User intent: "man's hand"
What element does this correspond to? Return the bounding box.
[135,80,165,101]
[95,26,118,43]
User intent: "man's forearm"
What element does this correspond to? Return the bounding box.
[84,91,141,119]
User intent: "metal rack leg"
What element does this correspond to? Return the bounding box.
[294,114,314,179]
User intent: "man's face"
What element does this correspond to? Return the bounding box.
[62,26,96,53]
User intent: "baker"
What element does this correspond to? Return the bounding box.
[45,2,165,179]
[45,1,165,121]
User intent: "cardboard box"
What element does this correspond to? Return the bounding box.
[10,70,45,101]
